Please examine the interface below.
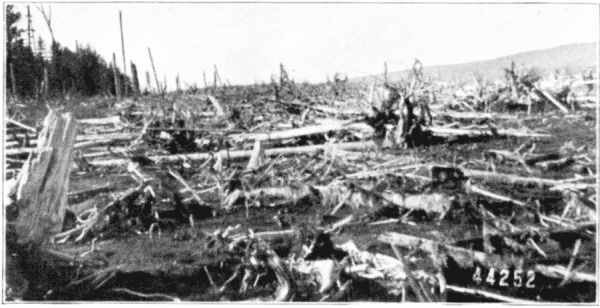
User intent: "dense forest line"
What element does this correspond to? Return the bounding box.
[6,5,136,99]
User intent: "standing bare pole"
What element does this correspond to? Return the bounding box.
[203,69,208,90]
[130,61,141,95]
[213,65,218,91]
[384,61,388,84]
[10,63,17,96]
[148,48,161,95]
[163,74,167,95]
[112,53,122,99]
[119,10,128,96]
[43,67,49,97]
[146,71,152,93]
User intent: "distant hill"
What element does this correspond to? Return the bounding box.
[354,42,597,83]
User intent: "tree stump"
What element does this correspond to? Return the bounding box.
[11,110,78,245]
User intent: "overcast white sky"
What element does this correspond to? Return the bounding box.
[11,3,599,89]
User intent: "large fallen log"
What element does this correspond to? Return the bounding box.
[461,168,595,186]
[427,127,551,138]
[230,121,374,142]
[533,87,570,114]
[75,132,136,142]
[6,131,138,156]
[432,111,519,121]
[89,141,378,167]
[78,115,124,126]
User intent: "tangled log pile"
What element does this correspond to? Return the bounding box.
[4,63,597,302]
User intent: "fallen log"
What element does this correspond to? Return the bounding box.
[282,100,366,116]
[6,117,37,133]
[572,96,599,102]
[578,102,598,109]
[5,131,136,155]
[432,111,518,121]
[75,132,136,142]
[89,141,378,167]
[427,127,551,138]
[230,121,373,142]
[571,80,599,87]
[533,87,569,114]
[446,285,537,304]
[461,168,594,186]
[207,95,225,117]
[6,136,136,156]
[78,116,123,126]
[468,184,527,206]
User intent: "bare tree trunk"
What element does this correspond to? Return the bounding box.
[148,48,161,95]
[112,53,122,99]
[10,63,17,96]
[119,10,128,97]
[213,65,218,92]
[11,110,78,245]
[130,61,140,95]
[43,67,49,97]
[145,71,152,93]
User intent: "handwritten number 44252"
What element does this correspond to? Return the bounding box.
[472,267,535,288]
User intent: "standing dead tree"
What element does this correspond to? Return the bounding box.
[112,53,122,99]
[119,10,128,96]
[145,71,152,94]
[148,48,162,95]
[36,5,55,44]
[130,61,141,95]
[10,63,17,96]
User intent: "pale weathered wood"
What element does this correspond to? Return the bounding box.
[230,121,373,143]
[445,285,537,304]
[6,118,37,133]
[432,111,518,121]
[12,111,78,245]
[206,95,225,117]
[534,87,569,113]
[78,116,123,126]
[427,127,551,138]
[462,168,594,186]
[89,141,377,167]
[6,133,137,156]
